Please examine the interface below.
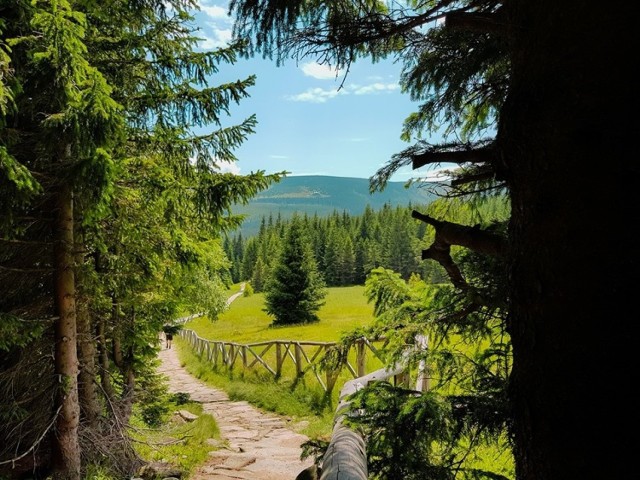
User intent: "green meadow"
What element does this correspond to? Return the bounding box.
[176,284,385,439]
[188,284,376,342]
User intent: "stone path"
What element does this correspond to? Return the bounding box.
[156,290,314,479]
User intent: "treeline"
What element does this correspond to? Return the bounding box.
[224,198,508,290]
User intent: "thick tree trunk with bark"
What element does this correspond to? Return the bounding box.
[52,184,81,480]
[503,1,635,478]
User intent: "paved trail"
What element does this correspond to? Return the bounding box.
[156,288,314,479]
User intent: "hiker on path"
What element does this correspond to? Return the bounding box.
[162,324,177,349]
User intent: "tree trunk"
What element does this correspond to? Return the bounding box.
[97,317,115,406]
[503,1,634,478]
[77,296,100,428]
[52,184,81,480]
[75,237,100,429]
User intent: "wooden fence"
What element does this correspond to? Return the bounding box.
[179,329,388,396]
[178,328,429,480]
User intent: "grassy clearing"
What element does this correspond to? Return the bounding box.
[186,285,387,398]
[193,285,376,343]
[177,283,514,477]
[188,285,388,398]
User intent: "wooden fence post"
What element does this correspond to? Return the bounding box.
[356,339,366,377]
[325,345,339,396]
[228,343,234,368]
[275,342,283,379]
[295,343,303,378]
[326,370,339,396]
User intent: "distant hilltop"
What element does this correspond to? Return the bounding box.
[231,175,437,237]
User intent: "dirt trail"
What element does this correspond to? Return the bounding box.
[156,288,314,479]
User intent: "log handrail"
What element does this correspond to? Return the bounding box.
[319,335,429,480]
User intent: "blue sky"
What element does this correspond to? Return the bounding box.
[192,1,446,183]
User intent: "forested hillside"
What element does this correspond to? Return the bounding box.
[232,175,437,237]
[225,197,509,289]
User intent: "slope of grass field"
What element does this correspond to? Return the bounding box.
[186,285,376,343]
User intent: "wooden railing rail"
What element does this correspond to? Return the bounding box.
[319,335,429,480]
[178,329,388,396]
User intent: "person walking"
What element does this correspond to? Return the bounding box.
[162,324,175,349]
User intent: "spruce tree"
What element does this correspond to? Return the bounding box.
[264,216,326,325]
[0,0,281,476]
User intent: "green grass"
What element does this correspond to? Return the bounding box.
[175,340,334,439]
[131,399,221,476]
[176,283,514,477]
[177,285,383,439]
[191,285,376,343]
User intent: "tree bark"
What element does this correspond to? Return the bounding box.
[75,232,100,429]
[503,1,634,478]
[97,317,115,406]
[51,184,81,480]
[76,294,100,429]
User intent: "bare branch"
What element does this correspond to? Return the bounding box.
[423,243,468,290]
[0,405,62,466]
[0,238,53,245]
[0,264,53,273]
[412,148,495,169]
[412,210,507,258]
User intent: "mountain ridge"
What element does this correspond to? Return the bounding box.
[232,175,435,237]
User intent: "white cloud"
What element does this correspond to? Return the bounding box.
[198,1,230,21]
[189,154,241,174]
[212,26,232,44]
[286,81,399,103]
[198,26,232,49]
[285,87,347,103]
[198,34,220,49]
[351,82,399,95]
[269,154,289,159]
[162,1,175,13]
[217,160,241,175]
[300,62,340,80]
